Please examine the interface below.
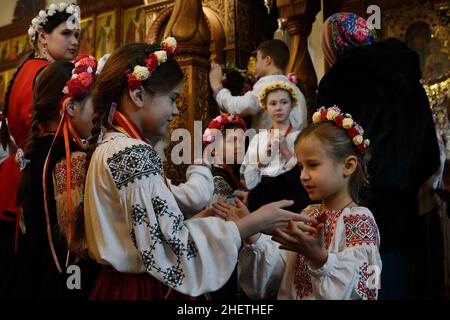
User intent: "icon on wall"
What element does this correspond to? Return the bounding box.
[95,11,116,60]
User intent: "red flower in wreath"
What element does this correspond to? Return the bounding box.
[145,53,159,73]
[62,54,97,100]
[203,113,247,145]
[127,75,142,91]
[67,78,89,99]
[335,114,344,128]
[347,126,359,138]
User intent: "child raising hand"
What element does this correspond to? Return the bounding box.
[238,106,382,300]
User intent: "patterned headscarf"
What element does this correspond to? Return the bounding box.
[322,12,377,66]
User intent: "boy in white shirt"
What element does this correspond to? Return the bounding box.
[209,39,307,131]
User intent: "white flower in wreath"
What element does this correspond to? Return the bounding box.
[132,65,150,81]
[342,117,354,129]
[59,2,68,11]
[154,50,167,64]
[326,109,339,120]
[48,9,56,16]
[62,86,69,95]
[38,10,46,18]
[31,18,40,26]
[49,3,58,11]
[28,28,35,37]
[353,135,363,145]
[66,5,75,15]
[364,139,370,147]
[312,111,321,124]
[162,37,177,50]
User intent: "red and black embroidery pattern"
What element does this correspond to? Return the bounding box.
[356,262,377,300]
[294,207,343,299]
[344,214,379,247]
[54,153,86,195]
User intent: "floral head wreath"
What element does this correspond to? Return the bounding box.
[125,37,179,90]
[259,80,298,108]
[28,3,80,44]
[62,54,97,101]
[220,64,253,84]
[203,113,247,145]
[312,106,370,154]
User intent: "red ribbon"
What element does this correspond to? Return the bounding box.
[42,100,86,273]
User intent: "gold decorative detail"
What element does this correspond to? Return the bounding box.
[203,0,225,25]
[164,0,211,54]
[277,0,319,107]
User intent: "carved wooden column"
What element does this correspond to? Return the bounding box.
[162,0,212,184]
[277,0,320,112]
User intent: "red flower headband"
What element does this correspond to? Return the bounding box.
[203,113,247,145]
[125,37,179,90]
[62,54,97,101]
[312,106,370,154]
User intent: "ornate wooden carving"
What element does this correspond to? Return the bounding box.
[159,0,213,184]
[203,0,225,25]
[277,0,320,109]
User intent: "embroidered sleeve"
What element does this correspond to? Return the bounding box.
[307,209,381,300]
[107,144,163,190]
[211,175,234,204]
[52,151,87,242]
[108,143,242,296]
[344,213,380,248]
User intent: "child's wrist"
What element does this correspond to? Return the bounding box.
[310,250,328,269]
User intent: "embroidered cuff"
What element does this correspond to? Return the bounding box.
[307,251,337,278]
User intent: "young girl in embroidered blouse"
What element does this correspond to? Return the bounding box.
[240,80,300,190]
[237,106,382,300]
[84,39,311,300]
[202,113,249,300]
[43,55,99,265]
[202,113,248,205]
[7,57,98,299]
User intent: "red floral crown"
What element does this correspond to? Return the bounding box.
[203,113,247,145]
[125,37,179,90]
[312,106,370,154]
[62,54,97,100]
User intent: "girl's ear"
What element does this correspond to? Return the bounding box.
[343,155,358,177]
[64,98,76,117]
[37,30,48,46]
[128,86,145,108]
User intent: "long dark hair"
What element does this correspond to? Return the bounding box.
[295,121,370,204]
[0,10,74,149]
[87,42,184,163]
[16,61,74,209]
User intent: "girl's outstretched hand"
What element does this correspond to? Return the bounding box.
[211,197,250,221]
[272,221,328,269]
[236,200,315,239]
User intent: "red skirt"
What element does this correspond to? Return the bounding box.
[0,154,20,222]
[89,266,196,300]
